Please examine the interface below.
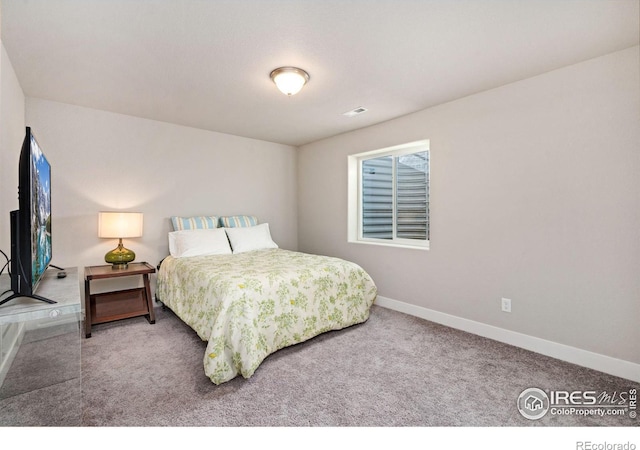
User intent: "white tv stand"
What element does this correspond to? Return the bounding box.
[0,267,81,426]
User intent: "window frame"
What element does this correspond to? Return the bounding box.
[348,140,430,250]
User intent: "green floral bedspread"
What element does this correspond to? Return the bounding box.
[156,248,377,384]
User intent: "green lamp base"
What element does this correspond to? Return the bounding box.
[105,239,135,270]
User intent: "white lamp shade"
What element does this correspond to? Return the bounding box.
[270,67,309,96]
[98,212,143,238]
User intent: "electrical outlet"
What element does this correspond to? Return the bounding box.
[501,298,512,313]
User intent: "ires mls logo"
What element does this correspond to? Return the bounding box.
[517,388,638,421]
[517,388,550,420]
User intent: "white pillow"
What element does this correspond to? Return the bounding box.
[224,223,278,254]
[168,228,232,258]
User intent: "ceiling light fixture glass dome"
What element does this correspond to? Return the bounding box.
[270,67,310,96]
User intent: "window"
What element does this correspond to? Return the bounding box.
[348,140,429,249]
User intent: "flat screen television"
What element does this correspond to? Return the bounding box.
[0,127,55,306]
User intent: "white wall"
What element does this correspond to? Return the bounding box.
[297,47,640,366]
[0,42,26,253]
[24,99,298,288]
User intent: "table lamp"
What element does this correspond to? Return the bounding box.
[98,211,143,269]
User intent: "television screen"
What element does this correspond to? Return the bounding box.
[0,127,55,306]
[29,133,52,288]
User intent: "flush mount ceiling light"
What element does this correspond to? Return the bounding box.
[270,67,310,96]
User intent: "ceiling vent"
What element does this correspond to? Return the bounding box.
[342,107,368,117]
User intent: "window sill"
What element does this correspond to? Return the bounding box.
[347,238,430,251]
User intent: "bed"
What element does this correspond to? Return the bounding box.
[156,216,377,385]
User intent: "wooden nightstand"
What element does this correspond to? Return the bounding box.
[84,262,156,338]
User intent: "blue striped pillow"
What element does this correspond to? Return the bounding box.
[219,215,258,228]
[171,216,219,231]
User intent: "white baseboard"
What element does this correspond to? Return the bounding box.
[374,295,640,383]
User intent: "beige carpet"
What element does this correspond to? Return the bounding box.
[1,304,637,427]
[79,305,637,427]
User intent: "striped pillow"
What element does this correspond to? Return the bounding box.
[171,216,219,231]
[219,215,258,228]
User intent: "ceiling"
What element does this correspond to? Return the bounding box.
[1,0,638,147]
